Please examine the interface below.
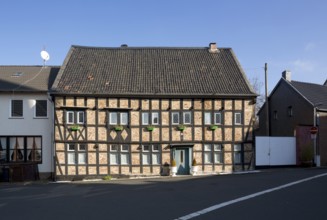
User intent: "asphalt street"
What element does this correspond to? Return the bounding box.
[1,168,327,220]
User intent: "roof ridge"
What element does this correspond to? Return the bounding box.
[71,45,232,50]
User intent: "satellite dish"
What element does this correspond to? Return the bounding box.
[41,50,50,61]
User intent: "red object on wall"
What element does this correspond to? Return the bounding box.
[310,126,318,134]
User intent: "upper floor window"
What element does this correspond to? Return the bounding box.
[205,112,222,125]
[234,112,242,125]
[35,100,47,117]
[172,112,180,125]
[142,112,159,125]
[11,100,23,117]
[67,111,85,124]
[172,112,192,125]
[183,112,192,124]
[109,112,128,125]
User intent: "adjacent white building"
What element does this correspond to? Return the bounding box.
[0,66,59,180]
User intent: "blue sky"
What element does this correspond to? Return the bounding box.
[1,0,326,93]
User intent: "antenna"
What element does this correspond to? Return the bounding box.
[40,49,50,66]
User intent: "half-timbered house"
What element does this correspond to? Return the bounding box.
[51,43,257,180]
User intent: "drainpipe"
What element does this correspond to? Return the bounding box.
[313,103,322,167]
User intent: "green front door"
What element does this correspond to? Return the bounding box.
[175,148,190,175]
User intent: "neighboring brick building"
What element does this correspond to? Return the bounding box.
[257,71,327,166]
[50,43,257,180]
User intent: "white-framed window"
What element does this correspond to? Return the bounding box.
[120,112,128,125]
[172,112,179,124]
[109,112,118,125]
[67,144,76,164]
[235,112,242,125]
[35,100,47,117]
[142,112,149,125]
[214,112,222,124]
[204,144,223,164]
[109,144,130,165]
[152,112,159,125]
[204,112,211,125]
[204,144,212,164]
[78,144,86,164]
[77,111,85,124]
[214,144,223,163]
[67,143,86,164]
[183,112,192,124]
[142,144,160,165]
[109,112,128,125]
[11,100,23,117]
[233,144,242,164]
[66,111,74,124]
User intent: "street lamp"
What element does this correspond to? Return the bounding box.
[313,103,322,167]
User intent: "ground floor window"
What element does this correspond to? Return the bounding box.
[67,143,86,164]
[109,144,130,165]
[141,144,160,165]
[233,144,242,164]
[0,136,42,163]
[204,144,223,164]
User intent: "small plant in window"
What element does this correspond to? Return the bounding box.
[177,124,186,131]
[146,125,155,132]
[114,125,123,131]
[209,125,218,130]
[71,125,80,131]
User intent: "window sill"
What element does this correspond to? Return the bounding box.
[9,117,24,119]
[33,117,49,119]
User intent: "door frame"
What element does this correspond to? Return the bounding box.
[171,145,194,175]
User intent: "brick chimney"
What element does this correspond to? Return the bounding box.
[282,70,291,81]
[209,42,218,53]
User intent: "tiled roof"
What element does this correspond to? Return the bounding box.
[290,80,327,110]
[52,45,256,97]
[0,66,60,92]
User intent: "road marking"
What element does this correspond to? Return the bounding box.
[176,172,327,220]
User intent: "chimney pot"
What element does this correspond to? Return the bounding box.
[209,42,218,53]
[282,70,291,81]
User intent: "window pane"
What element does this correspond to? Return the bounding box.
[77,112,84,124]
[110,153,118,164]
[121,145,129,152]
[204,112,211,125]
[152,154,160,165]
[142,153,150,165]
[214,113,221,124]
[35,100,47,117]
[79,144,86,151]
[120,112,128,125]
[204,144,211,151]
[214,144,222,151]
[67,111,74,124]
[11,100,23,117]
[183,112,191,124]
[214,153,223,163]
[143,145,150,152]
[78,153,86,164]
[68,144,75,151]
[172,113,179,124]
[152,112,159,125]
[111,145,119,151]
[234,152,241,164]
[0,138,7,162]
[204,152,212,163]
[235,113,242,124]
[234,144,242,151]
[68,153,75,164]
[152,145,160,152]
[110,112,117,125]
[121,153,129,165]
[142,112,149,125]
